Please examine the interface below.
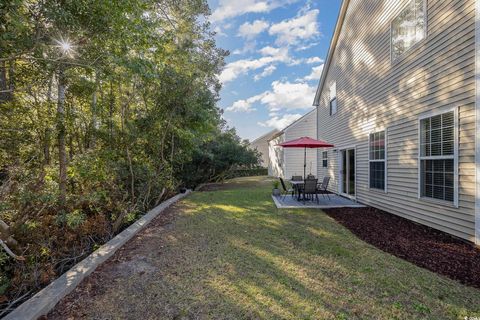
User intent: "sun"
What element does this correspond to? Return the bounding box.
[53,36,77,58]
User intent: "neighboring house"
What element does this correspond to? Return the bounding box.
[249,129,279,168]
[268,109,317,178]
[268,132,285,178]
[314,0,479,245]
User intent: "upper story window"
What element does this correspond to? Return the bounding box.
[322,151,328,168]
[329,82,337,116]
[391,0,426,61]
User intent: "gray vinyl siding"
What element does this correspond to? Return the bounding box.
[284,110,317,179]
[250,130,279,168]
[268,134,285,178]
[316,0,476,241]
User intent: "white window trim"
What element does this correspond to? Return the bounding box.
[390,0,428,64]
[368,128,388,193]
[417,106,459,208]
[322,151,328,168]
[329,81,337,116]
[337,145,357,200]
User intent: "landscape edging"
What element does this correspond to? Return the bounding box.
[3,190,191,320]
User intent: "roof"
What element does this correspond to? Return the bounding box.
[250,129,279,145]
[313,0,350,106]
[268,108,317,141]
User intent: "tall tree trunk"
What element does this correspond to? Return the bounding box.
[8,60,14,100]
[109,80,114,144]
[89,72,99,149]
[0,61,8,102]
[44,72,54,166]
[57,66,67,207]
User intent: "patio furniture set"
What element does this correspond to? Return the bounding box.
[279,176,331,204]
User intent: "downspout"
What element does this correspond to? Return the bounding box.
[475,0,480,246]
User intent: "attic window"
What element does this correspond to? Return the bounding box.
[391,0,426,61]
[329,82,337,116]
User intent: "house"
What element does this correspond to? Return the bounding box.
[249,129,279,168]
[313,0,480,245]
[268,109,317,178]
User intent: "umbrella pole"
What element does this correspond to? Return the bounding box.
[304,147,306,179]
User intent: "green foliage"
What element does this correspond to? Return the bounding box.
[0,0,260,309]
[272,180,280,189]
[66,210,86,229]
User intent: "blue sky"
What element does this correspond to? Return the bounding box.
[207,0,342,141]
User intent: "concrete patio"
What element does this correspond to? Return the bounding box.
[272,194,366,209]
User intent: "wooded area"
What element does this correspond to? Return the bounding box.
[0,0,259,313]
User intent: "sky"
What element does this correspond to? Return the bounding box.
[207,0,342,141]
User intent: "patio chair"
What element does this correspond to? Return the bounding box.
[291,175,303,181]
[307,174,316,180]
[317,176,331,200]
[279,177,294,200]
[302,179,319,204]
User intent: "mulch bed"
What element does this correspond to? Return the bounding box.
[324,207,480,289]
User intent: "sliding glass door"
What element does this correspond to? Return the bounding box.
[340,148,355,197]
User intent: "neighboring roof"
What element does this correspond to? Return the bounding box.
[280,108,316,133]
[250,129,279,145]
[268,108,317,142]
[313,0,350,106]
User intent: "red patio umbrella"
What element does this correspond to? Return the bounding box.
[277,137,334,179]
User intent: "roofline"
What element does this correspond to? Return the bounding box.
[250,129,279,144]
[267,108,317,142]
[281,108,316,132]
[313,0,350,106]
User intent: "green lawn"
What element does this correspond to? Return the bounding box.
[54,176,480,320]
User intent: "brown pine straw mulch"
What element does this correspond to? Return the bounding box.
[324,207,480,289]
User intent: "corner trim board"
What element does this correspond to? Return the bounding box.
[475,0,480,245]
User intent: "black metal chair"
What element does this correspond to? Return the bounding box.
[307,174,316,180]
[317,176,331,200]
[279,177,294,200]
[302,179,319,203]
[291,176,303,198]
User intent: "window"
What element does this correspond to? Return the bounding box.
[391,0,426,61]
[419,111,456,203]
[322,151,328,168]
[369,131,386,190]
[329,82,337,115]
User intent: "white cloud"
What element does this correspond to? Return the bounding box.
[295,41,319,51]
[227,80,316,113]
[258,113,303,130]
[219,46,290,83]
[269,9,320,46]
[226,94,264,113]
[299,64,324,81]
[238,20,270,39]
[211,0,299,22]
[213,26,227,37]
[254,65,277,81]
[259,80,316,111]
[305,57,323,64]
[232,41,257,55]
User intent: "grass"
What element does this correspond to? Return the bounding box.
[56,176,480,320]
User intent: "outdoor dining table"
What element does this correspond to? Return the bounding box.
[289,180,305,200]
